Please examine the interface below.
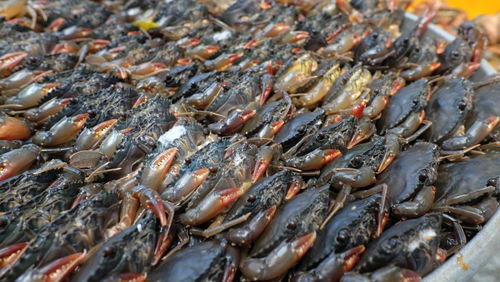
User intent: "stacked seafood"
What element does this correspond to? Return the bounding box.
[0,0,498,281]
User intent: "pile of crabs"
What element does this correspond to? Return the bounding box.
[0,0,498,281]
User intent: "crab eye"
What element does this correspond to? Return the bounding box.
[336,229,349,244]
[0,216,8,228]
[418,169,428,182]
[451,51,460,58]
[350,155,363,168]
[487,178,498,187]
[247,195,256,203]
[103,247,115,258]
[287,221,297,230]
[381,237,401,255]
[317,133,325,140]
[458,101,467,111]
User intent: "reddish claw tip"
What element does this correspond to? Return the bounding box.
[152,229,173,266]
[285,181,302,200]
[323,149,342,164]
[39,252,86,282]
[265,23,290,37]
[292,232,316,256]
[252,159,270,183]
[0,242,28,268]
[487,116,500,128]
[219,187,244,207]
[132,96,148,108]
[351,101,367,118]
[243,39,260,49]
[176,58,192,66]
[48,18,65,32]
[146,196,168,227]
[70,194,87,209]
[271,121,285,135]
[342,245,365,271]
[115,273,147,282]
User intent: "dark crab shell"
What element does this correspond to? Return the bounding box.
[378,78,429,133]
[273,110,325,153]
[377,142,439,206]
[249,185,329,258]
[299,193,382,271]
[425,77,474,143]
[435,150,500,205]
[356,214,442,275]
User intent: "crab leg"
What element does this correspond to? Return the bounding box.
[240,232,317,281]
[32,113,89,146]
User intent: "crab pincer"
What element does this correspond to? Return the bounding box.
[16,252,86,282]
[74,119,118,151]
[32,113,89,146]
[241,232,317,281]
[292,245,365,282]
[0,52,27,77]
[208,109,257,136]
[0,144,40,181]
[140,148,178,191]
[0,113,32,141]
[285,148,342,171]
[178,187,244,226]
[4,82,59,110]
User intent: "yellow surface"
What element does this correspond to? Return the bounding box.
[412,0,500,18]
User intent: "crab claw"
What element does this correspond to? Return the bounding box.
[208,109,256,136]
[205,53,244,71]
[0,144,40,181]
[50,42,79,54]
[293,245,365,281]
[281,31,310,44]
[0,52,27,76]
[254,121,285,144]
[285,149,342,171]
[441,117,500,150]
[60,26,92,40]
[259,73,274,106]
[162,168,210,204]
[131,185,169,227]
[0,242,28,269]
[24,98,73,123]
[140,148,178,191]
[331,167,377,189]
[347,119,376,149]
[5,82,59,110]
[48,18,65,32]
[32,113,89,146]
[186,44,220,60]
[179,187,244,226]
[377,134,400,174]
[0,114,32,140]
[104,273,147,282]
[252,144,282,183]
[16,252,86,282]
[240,232,317,281]
[75,119,118,151]
[227,206,277,246]
[262,23,290,38]
[88,39,110,53]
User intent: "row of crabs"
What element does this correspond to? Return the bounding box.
[0,0,498,281]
